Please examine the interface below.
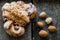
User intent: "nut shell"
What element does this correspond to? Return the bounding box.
[48,26,56,32]
[45,17,52,24]
[39,12,46,18]
[39,30,48,37]
[37,21,44,28]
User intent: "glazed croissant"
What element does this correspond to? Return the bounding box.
[2,1,36,37]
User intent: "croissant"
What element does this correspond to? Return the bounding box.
[2,1,37,37]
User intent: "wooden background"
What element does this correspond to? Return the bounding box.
[33,0,60,40]
[0,0,60,40]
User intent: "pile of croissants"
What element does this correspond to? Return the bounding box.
[2,1,37,37]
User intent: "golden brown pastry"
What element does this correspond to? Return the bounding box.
[2,11,29,26]
[10,25,25,37]
[4,20,25,37]
[22,3,37,19]
[2,1,37,37]
[4,20,13,30]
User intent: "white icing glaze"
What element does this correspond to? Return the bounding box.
[2,3,10,10]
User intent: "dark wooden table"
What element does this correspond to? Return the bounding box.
[0,0,60,40]
[33,0,60,40]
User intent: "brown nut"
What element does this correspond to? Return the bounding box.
[45,17,52,24]
[39,30,48,38]
[37,21,44,28]
[39,12,46,18]
[48,26,56,32]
